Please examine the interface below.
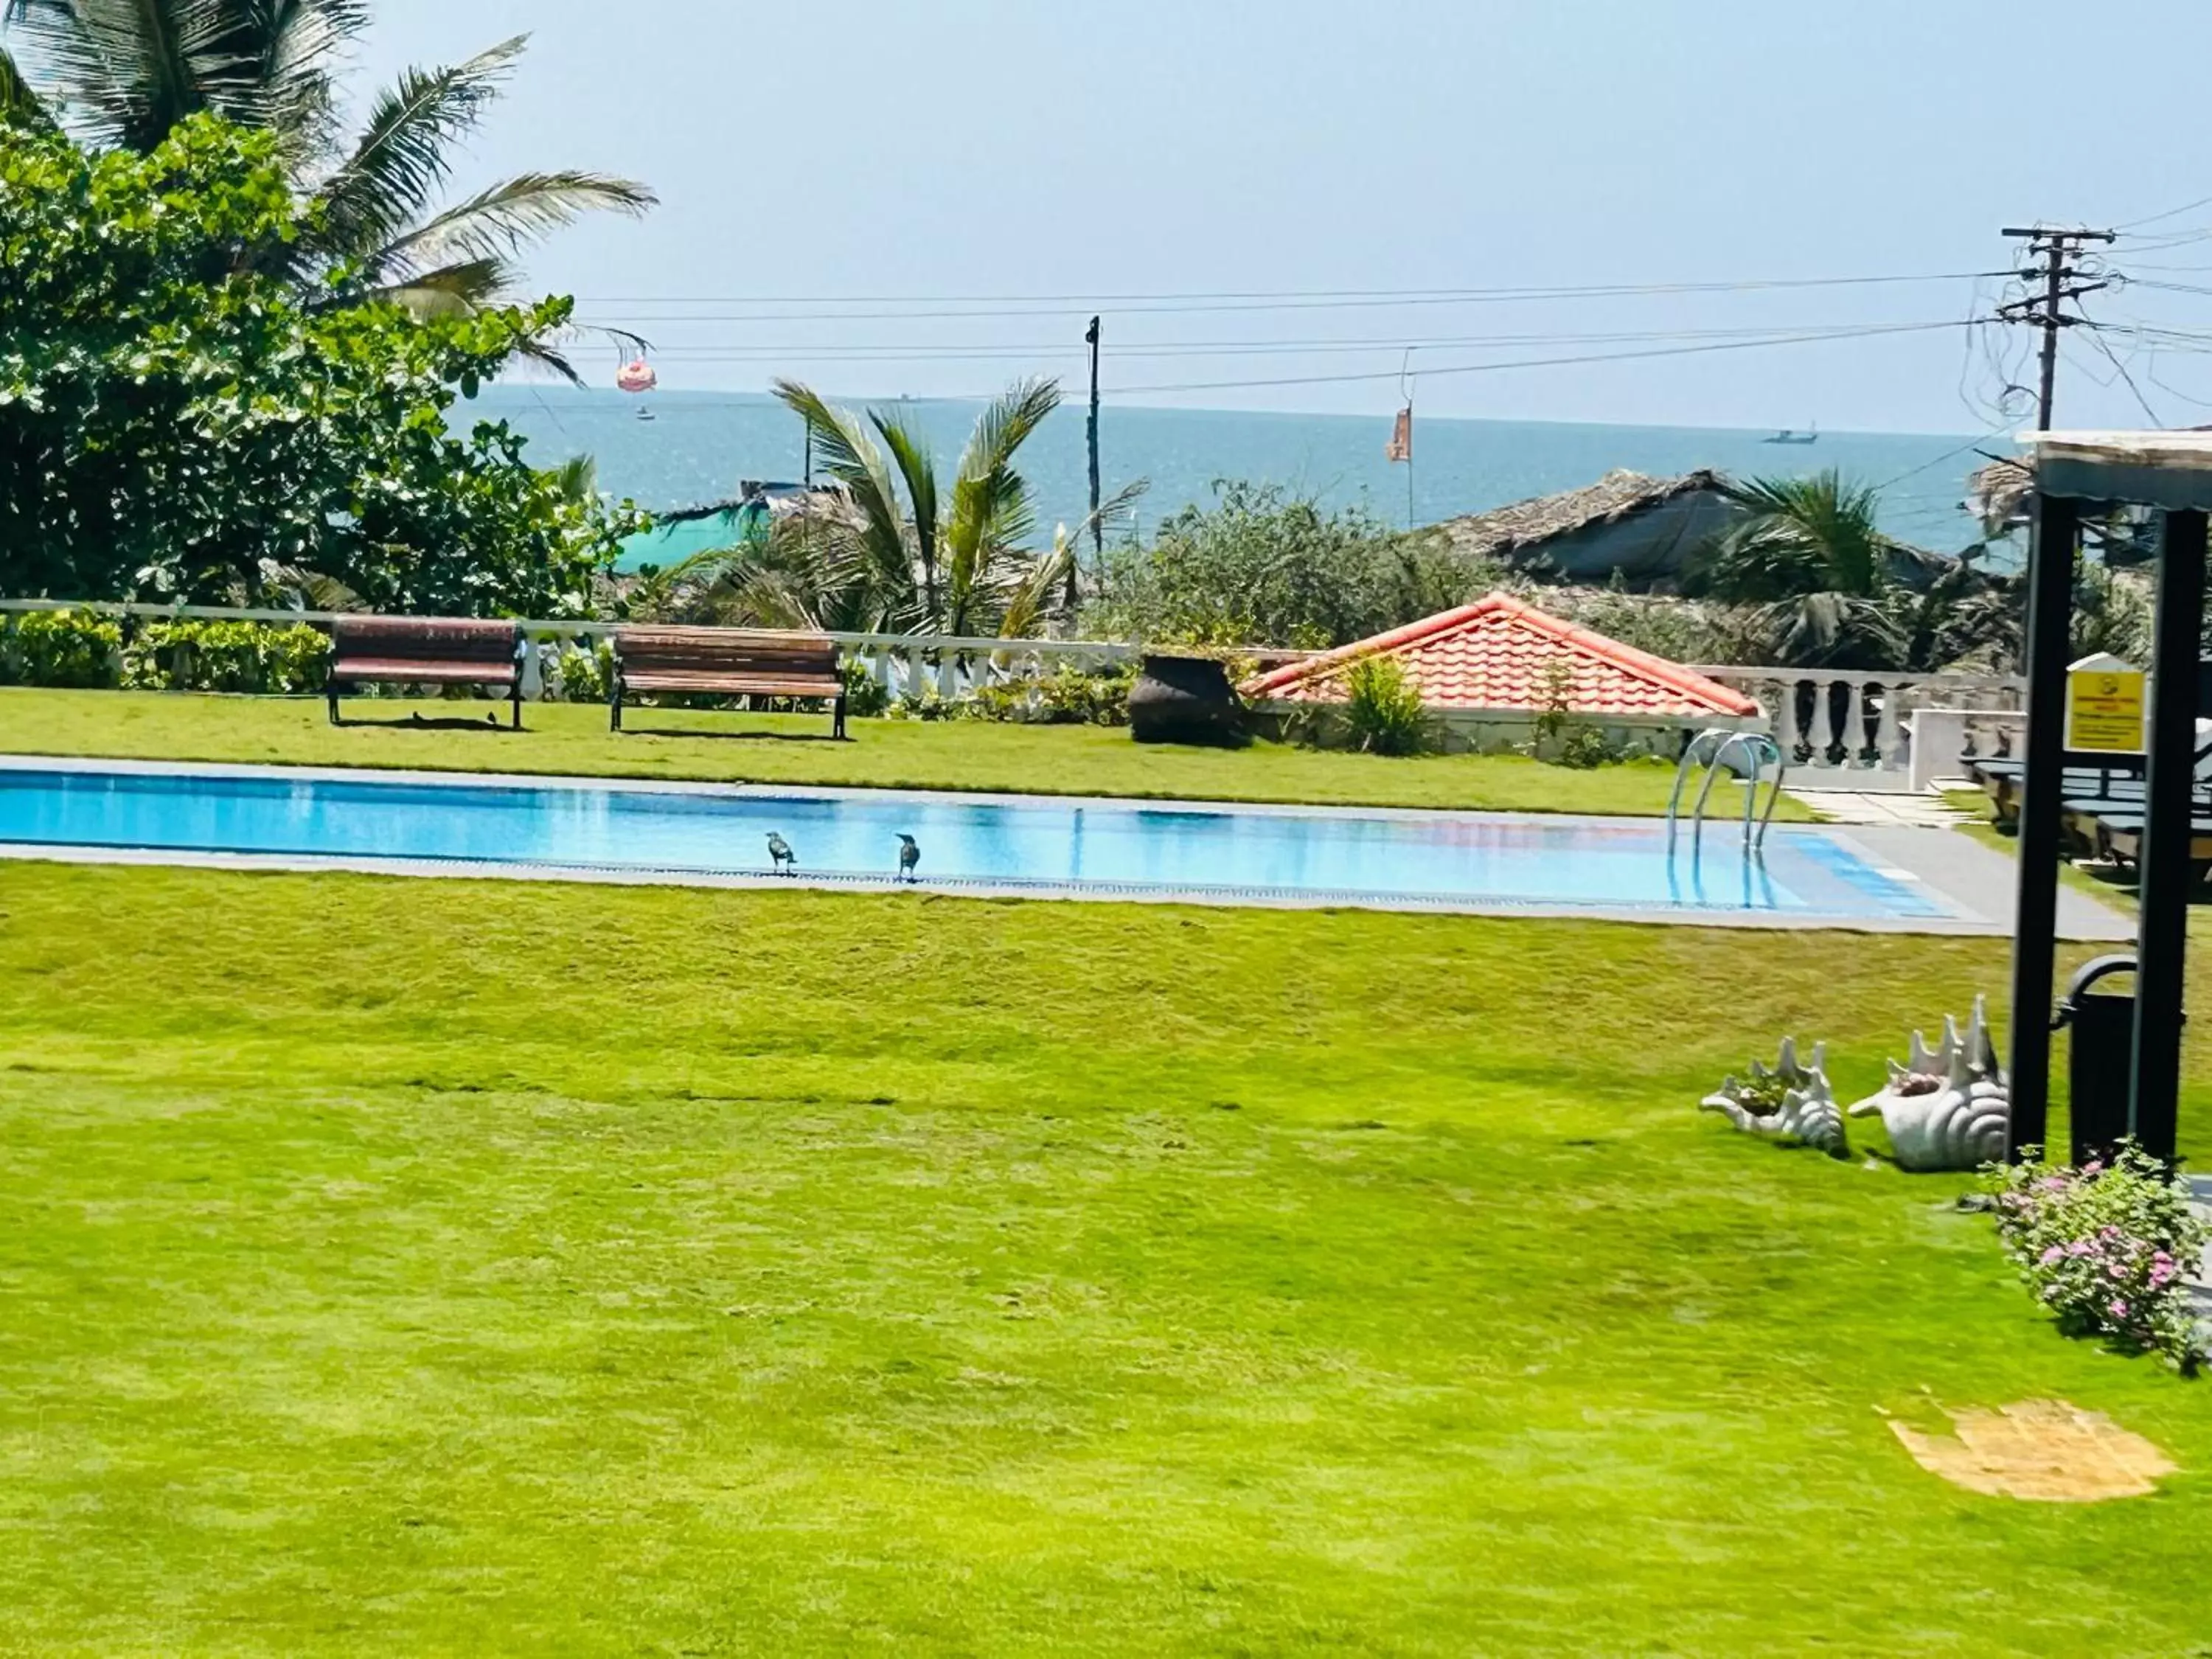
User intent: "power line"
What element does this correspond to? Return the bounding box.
[616,320,1959,364]
[1101,319,1971,397]
[575,270,2003,307]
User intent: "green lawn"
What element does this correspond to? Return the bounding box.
[2,861,2209,1655]
[0,688,1810,817]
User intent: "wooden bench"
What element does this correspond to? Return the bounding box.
[611,627,846,737]
[326,617,527,727]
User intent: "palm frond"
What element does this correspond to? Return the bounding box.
[247,0,367,159]
[373,169,655,274]
[936,378,1058,633]
[4,0,242,150]
[771,379,919,622]
[345,254,515,315]
[307,35,525,268]
[0,40,57,128]
[869,411,939,612]
[997,540,1071,640]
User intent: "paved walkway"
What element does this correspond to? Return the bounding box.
[1792,788,1975,829]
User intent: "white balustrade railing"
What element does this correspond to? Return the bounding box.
[1688,666,2023,790]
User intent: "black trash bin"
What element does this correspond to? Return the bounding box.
[2055,955,2138,1165]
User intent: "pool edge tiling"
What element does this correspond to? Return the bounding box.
[0,756,2140,939]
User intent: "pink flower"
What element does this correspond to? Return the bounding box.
[2150,1263,2176,1287]
[2109,1262,2129,1280]
[2067,1239,2093,1256]
[2040,1245,2065,1267]
[2110,1298,2130,1318]
[2084,1160,2106,1176]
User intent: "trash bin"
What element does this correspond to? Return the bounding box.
[2054,955,2138,1165]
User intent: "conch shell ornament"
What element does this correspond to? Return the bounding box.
[1848,995,2010,1172]
[1701,1037,1849,1158]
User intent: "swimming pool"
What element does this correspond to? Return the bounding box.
[0,762,1956,922]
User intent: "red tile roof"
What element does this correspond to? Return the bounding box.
[1241,591,1759,719]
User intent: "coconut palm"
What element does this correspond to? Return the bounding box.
[1690,471,1913,667]
[0,2,653,324]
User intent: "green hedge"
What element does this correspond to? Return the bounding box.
[1,612,331,693]
[1,609,122,688]
[122,619,329,693]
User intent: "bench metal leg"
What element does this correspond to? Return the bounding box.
[510,679,523,730]
[835,693,847,740]
[326,686,341,726]
[610,679,624,733]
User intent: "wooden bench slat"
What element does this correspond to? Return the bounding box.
[331,658,522,685]
[609,625,846,738]
[622,672,845,697]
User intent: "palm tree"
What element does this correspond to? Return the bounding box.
[0,3,653,328]
[1691,470,1910,668]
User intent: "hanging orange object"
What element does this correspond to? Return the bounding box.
[616,358,658,394]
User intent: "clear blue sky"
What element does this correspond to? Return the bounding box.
[358,0,2212,434]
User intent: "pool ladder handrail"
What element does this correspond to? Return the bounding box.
[1665,729,1787,855]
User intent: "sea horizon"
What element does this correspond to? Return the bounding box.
[476,385,2003,560]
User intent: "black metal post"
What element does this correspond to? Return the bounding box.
[2129,507,2205,1163]
[1085,316,1102,557]
[2006,491,2079,1158]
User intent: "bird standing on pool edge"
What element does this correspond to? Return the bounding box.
[766,832,796,874]
[897,834,919,883]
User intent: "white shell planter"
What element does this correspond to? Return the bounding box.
[1701,1037,1849,1158]
[1847,995,2010,1172]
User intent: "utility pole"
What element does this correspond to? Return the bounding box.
[1070,315,1102,617]
[1997,226,2115,429]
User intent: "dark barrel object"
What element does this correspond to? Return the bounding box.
[2056,955,2141,1165]
[1128,653,1244,745]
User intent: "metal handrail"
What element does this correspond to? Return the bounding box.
[1666,729,1787,855]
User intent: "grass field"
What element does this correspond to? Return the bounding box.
[2,860,2208,1655]
[0,689,1811,818]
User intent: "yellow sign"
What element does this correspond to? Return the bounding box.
[2067,667,2146,753]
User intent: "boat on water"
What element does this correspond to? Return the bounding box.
[1763,424,1818,445]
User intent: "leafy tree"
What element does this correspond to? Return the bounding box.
[0,2,653,346]
[1085,479,1492,648]
[0,115,639,613]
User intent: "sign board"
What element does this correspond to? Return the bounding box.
[2066,653,2146,753]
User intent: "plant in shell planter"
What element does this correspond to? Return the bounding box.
[1701,1037,1849,1158]
[1848,996,2010,1172]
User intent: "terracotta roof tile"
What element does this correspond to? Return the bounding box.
[1242,591,1759,719]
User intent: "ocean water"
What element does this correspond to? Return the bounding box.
[477,387,2001,563]
[0,766,1949,920]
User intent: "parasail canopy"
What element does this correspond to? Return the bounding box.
[615,358,658,394]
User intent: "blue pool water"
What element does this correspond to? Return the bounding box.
[0,766,1951,920]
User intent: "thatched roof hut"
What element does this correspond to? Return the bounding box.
[1431,469,1742,592]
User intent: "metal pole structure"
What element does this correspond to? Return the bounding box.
[2129,507,2205,1164]
[1085,316,1102,552]
[2033,244,2064,432]
[1998,227,2114,431]
[2006,490,2080,1158]
[1072,315,1102,617]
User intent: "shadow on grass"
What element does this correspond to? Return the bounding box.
[331,712,519,733]
[614,726,847,744]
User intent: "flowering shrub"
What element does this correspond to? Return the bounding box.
[1983,1142,2208,1370]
